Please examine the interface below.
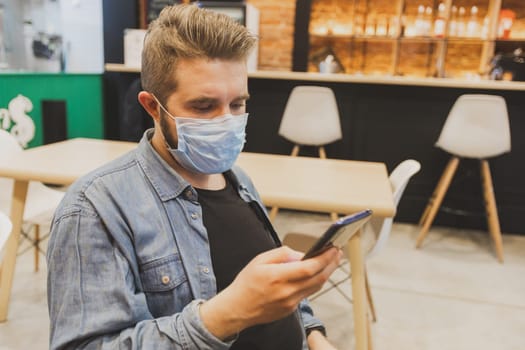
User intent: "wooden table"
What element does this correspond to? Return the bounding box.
[0,138,136,322]
[237,152,395,350]
[0,141,394,350]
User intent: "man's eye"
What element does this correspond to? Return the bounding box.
[231,103,246,109]
[193,104,213,112]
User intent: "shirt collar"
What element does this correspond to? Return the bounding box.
[135,129,191,201]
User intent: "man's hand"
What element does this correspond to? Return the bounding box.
[199,246,342,340]
[307,330,338,350]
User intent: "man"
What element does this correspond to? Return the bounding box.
[47,4,340,349]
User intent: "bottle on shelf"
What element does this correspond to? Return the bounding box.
[449,5,458,37]
[481,16,490,39]
[365,13,376,36]
[326,18,335,35]
[424,6,433,36]
[466,6,479,38]
[23,20,36,71]
[456,6,466,37]
[388,14,399,37]
[376,14,388,36]
[414,5,426,36]
[400,14,407,37]
[498,9,516,39]
[433,2,446,38]
[354,13,365,36]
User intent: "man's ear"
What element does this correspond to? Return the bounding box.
[138,91,161,122]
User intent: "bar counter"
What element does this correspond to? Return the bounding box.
[105,63,525,91]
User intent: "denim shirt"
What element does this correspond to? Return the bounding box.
[47,130,324,350]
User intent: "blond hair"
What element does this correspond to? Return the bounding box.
[141,4,257,103]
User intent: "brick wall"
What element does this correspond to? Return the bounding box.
[248,0,296,71]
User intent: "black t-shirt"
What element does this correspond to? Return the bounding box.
[196,179,303,350]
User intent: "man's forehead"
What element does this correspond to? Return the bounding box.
[164,57,247,100]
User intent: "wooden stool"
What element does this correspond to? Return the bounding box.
[415,95,510,263]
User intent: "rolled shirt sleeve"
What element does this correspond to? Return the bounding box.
[298,299,326,335]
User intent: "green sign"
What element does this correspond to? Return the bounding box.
[0,73,103,148]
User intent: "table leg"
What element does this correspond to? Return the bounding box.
[347,230,370,350]
[0,180,29,322]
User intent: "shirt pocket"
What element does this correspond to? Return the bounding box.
[140,253,192,317]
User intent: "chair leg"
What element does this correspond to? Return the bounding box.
[291,145,300,157]
[365,268,377,323]
[318,146,327,159]
[268,206,279,222]
[480,160,504,263]
[34,225,40,272]
[418,203,431,226]
[416,157,460,248]
[418,157,457,226]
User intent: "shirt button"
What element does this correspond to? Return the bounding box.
[161,275,170,285]
[191,212,198,220]
[185,189,193,199]
[201,267,210,274]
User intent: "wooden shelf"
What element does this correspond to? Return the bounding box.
[307,0,525,78]
[104,63,140,73]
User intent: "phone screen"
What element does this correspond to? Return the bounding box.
[302,209,372,260]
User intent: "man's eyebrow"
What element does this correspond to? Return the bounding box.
[187,97,218,104]
[237,94,251,101]
[186,94,251,104]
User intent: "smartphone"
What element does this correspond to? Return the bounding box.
[302,209,373,260]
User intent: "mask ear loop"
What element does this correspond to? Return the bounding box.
[150,93,179,150]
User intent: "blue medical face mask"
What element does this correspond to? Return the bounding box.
[156,99,248,174]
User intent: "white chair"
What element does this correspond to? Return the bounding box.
[272,86,343,221]
[282,159,421,321]
[0,129,65,271]
[278,85,343,158]
[416,94,510,263]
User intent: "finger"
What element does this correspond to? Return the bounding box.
[294,251,342,290]
[288,258,343,300]
[274,247,340,282]
[288,275,332,303]
[250,246,304,265]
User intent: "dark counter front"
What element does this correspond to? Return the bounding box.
[244,77,525,235]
